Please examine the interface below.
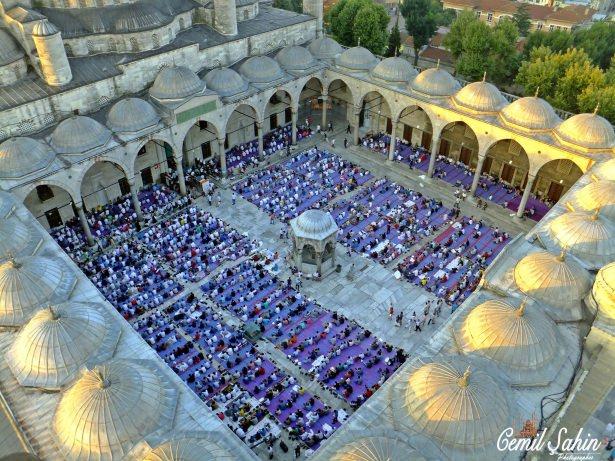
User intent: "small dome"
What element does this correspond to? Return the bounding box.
[150,66,205,100]
[107,98,160,133]
[50,116,112,154]
[276,46,317,72]
[53,359,178,461]
[500,96,561,132]
[141,433,237,461]
[546,210,615,269]
[204,68,248,98]
[371,57,418,85]
[514,250,592,309]
[308,37,343,60]
[593,159,615,181]
[239,56,285,84]
[6,302,119,389]
[330,433,425,461]
[411,67,461,97]
[0,216,38,258]
[395,359,511,449]
[0,28,25,66]
[0,256,76,327]
[0,137,54,179]
[554,112,615,150]
[0,191,15,219]
[32,19,59,36]
[290,209,338,240]
[592,262,615,323]
[452,80,508,114]
[459,298,557,371]
[336,46,379,72]
[571,180,615,219]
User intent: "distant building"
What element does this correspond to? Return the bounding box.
[443,0,596,32]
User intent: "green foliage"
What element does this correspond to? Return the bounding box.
[431,0,457,26]
[327,0,389,54]
[523,30,573,59]
[386,23,402,57]
[572,21,615,70]
[516,47,614,122]
[401,0,438,65]
[444,12,519,84]
[273,0,303,13]
[512,3,531,37]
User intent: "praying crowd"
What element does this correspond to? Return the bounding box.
[397,216,510,309]
[363,133,552,221]
[234,148,372,221]
[329,177,449,265]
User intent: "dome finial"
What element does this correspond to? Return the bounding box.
[516,299,527,317]
[7,253,20,269]
[94,369,111,389]
[591,207,601,220]
[47,304,59,320]
[482,71,487,82]
[357,37,361,47]
[593,103,600,115]
[458,366,471,387]
[557,248,567,261]
[534,86,540,98]
[436,58,440,69]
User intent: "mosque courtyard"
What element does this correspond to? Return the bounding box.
[39,122,533,460]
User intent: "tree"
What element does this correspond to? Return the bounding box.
[401,0,438,66]
[386,23,402,57]
[572,21,615,70]
[443,12,519,84]
[327,0,389,54]
[353,3,390,55]
[431,0,456,27]
[273,0,302,13]
[523,30,573,59]
[513,3,531,37]
[515,47,613,118]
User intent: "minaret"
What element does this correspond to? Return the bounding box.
[32,19,72,86]
[303,0,324,37]
[214,0,238,36]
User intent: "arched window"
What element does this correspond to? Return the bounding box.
[152,34,160,49]
[130,37,139,52]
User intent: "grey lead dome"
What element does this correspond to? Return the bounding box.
[0,137,55,179]
[50,116,112,154]
[150,66,205,100]
[107,98,160,133]
[204,67,249,97]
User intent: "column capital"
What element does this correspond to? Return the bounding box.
[74,201,84,210]
[217,137,225,145]
[291,106,298,115]
[353,105,361,116]
[128,176,137,187]
[321,94,329,101]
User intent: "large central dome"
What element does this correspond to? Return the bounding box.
[53,359,178,461]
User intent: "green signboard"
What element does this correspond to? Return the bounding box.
[176,100,217,124]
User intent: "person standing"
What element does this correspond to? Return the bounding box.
[388,304,394,320]
[346,123,351,134]
[294,445,301,459]
[344,138,348,148]
[331,139,335,148]
[231,191,236,205]
[328,121,333,132]
[415,317,422,332]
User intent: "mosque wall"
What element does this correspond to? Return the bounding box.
[0,58,27,86]
[182,123,219,165]
[23,184,75,229]
[62,11,193,57]
[247,20,316,55]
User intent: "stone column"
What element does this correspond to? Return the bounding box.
[321,94,329,128]
[470,154,487,196]
[388,119,398,161]
[317,252,323,276]
[218,138,227,177]
[174,155,187,196]
[427,135,440,178]
[257,121,264,158]
[353,106,361,146]
[517,173,536,218]
[291,107,298,145]
[76,202,95,246]
[128,177,144,222]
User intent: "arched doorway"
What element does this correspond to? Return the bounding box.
[438,121,479,168]
[298,77,324,126]
[327,79,354,127]
[134,140,176,189]
[80,160,129,210]
[225,104,259,152]
[397,105,433,150]
[534,159,584,204]
[23,184,76,230]
[484,139,529,189]
[265,89,293,133]
[182,120,219,167]
[357,90,392,136]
